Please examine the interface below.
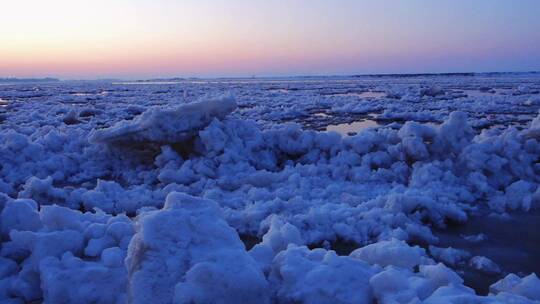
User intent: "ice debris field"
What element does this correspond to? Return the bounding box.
[1,73,540,303]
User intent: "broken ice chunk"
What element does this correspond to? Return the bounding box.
[89,95,236,144]
[469,256,501,274]
[126,192,269,304]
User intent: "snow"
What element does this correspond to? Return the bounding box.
[0,201,133,302]
[428,245,470,267]
[1,199,42,236]
[1,74,540,302]
[89,95,237,144]
[469,256,501,274]
[350,239,431,269]
[126,192,269,304]
[268,245,377,303]
[40,252,127,304]
[249,215,305,272]
[490,273,540,301]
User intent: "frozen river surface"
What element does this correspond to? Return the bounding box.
[1,73,540,303]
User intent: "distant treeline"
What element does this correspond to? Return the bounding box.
[0,77,59,83]
[138,71,540,82]
[351,71,540,78]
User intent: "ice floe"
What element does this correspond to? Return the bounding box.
[1,75,540,302]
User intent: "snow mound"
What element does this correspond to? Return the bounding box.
[2,77,540,302]
[269,245,377,304]
[0,203,133,302]
[249,215,305,272]
[40,252,127,303]
[429,245,470,267]
[126,192,269,304]
[90,95,236,144]
[525,110,540,139]
[469,256,501,274]
[490,273,540,301]
[350,238,431,269]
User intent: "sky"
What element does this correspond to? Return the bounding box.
[1,0,539,79]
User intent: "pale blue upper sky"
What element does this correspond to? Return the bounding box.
[1,0,539,78]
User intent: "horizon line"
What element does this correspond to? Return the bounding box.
[2,69,540,82]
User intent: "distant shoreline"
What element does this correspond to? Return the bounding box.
[130,71,540,82]
[0,77,59,83]
[2,71,539,83]
[350,71,540,78]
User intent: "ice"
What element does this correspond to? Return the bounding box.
[125,192,269,304]
[40,252,127,304]
[420,85,445,97]
[89,95,237,144]
[0,201,133,302]
[419,263,464,287]
[4,230,85,300]
[62,109,80,125]
[80,179,162,214]
[428,245,470,267]
[469,256,501,274]
[422,285,482,303]
[1,199,42,237]
[462,233,487,243]
[268,245,377,303]
[369,268,419,303]
[19,176,69,207]
[249,215,305,271]
[490,273,540,301]
[350,239,430,270]
[1,74,540,302]
[526,110,540,139]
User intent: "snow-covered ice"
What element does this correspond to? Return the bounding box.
[89,95,236,144]
[1,74,540,303]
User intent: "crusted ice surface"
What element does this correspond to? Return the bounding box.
[1,75,540,302]
[126,192,269,304]
[89,95,237,144]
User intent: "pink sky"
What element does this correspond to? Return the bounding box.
[1,0,539,79]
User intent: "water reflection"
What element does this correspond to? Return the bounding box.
[435,209,540,295]
[325,119,441,136]
[267,88,290,93]
[313,112,330,118]
[329,91,386,99]
[326,120,379,135]
[114,81,184,85]
[456,89,508,98]
[70,91,108,97]
[0,98,9,107]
